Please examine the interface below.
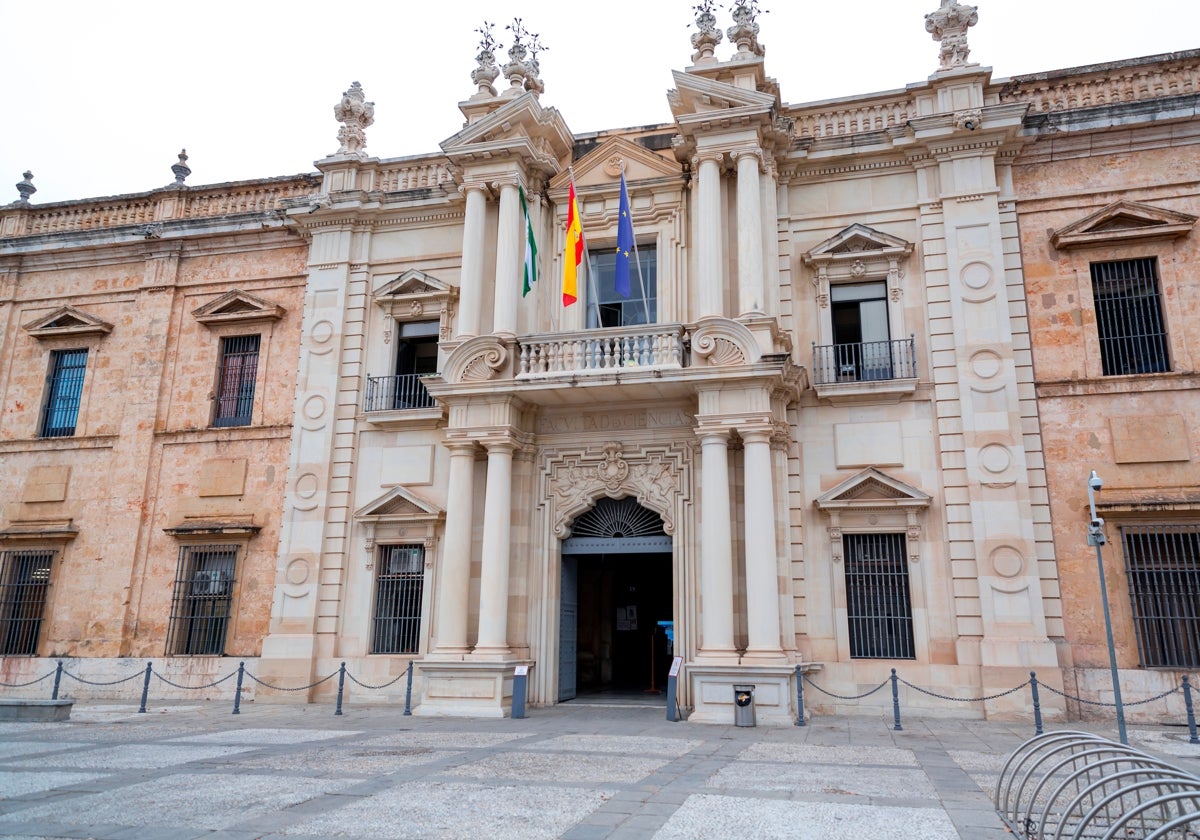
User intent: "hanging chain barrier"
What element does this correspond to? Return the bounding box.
[3,661,1198,738]
[797,669,1199,741]
[0,659,420,717]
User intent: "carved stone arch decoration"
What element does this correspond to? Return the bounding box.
[814,467,931,564]
[544,441,690,539]
[374,269,459,342]
[690,317,761,367]
[353,485,445,570]
[439,335,512,383]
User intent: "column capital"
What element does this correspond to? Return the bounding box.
[695,426,732,445]
[483,438,519,455]
[730,147,765,168]
[489,175,522,193]
[739,426,774,446]
[691,149,726,169]
[459,180,493,199]
[444,438,480,456]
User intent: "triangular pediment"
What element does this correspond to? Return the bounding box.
[1051,200,1196,250]
[549,136,682,192]
[354,486,443,521]
[375,269,452,299]
[804,224,913,263]
[815,468,931,510]
[192,290,284,326]
[668,70,776,121]
[23,305,113,339]
[441,91,574,173]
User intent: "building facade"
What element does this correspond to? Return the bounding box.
[0,163,318,691]
[2,1,1196,724]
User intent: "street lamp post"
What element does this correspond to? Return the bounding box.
[1087,470,1128,745]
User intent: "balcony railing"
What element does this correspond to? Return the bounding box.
[364,373,436,412]
[812,336,917,386]
[518,325,685,376]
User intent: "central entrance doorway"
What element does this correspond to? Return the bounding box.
[559,497,672,702]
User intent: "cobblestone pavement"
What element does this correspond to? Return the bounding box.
[1,700,1197,839]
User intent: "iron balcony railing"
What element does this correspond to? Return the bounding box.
[518,324,685,376]
[812,336,917,386]
[364,373,436,412]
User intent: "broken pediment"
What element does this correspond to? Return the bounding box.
[192,290,284,326]
[668,70,777,122]
[441,91,574,174]
[551,136,682,192]
[1051,200,1197,250]
[815,467,931,512]
[23,305,114,339]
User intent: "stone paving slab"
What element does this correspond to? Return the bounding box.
[0,702,1196,839]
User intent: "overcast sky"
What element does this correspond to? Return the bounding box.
[2,0,1197,206]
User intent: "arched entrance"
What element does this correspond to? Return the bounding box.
[559,497,673,702]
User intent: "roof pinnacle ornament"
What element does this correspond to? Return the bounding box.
[15,171,36,205]
[333,81,375,156]
[925,0,979,71]
[728,0,766,60]
[690,1,723,65]
[471,22,502,98]
[171,149,191,185]
[502,18,544,97]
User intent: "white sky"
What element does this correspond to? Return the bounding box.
[2,0,1197,205]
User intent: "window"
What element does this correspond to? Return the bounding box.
[1092,258,1170,375]
[213,335,260,427]
[0,549,54,656]
[585,247,657,328]
[844,533,915,659]
[371,544,424,654]
[830,282,892,381]
[1121,524,1200,668]
[166,545,237,655]
[40,349,87,437]
[365,321,438,412]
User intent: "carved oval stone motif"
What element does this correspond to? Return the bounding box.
[979,443,1012,475]
[962,261,993,290]
[302,394,328,421]
[311,319,335,344]
[970,349,1002,379]
[286,557,310,586]
[295,472,319,500]
[990,545,1024,579]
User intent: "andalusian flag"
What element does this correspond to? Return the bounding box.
[562,179,584,306]
[519,185,537,297]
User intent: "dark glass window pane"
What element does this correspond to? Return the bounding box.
[41,349,87,437]
[213,335,260,427]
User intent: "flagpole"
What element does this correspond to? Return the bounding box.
[622,160,652,323]
[569,166,603,330]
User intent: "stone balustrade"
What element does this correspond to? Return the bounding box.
[375,162,454,192]
[517,324,686,376]
[790,97,916,139]
[2,175,322,239]
[1000,53,1200,113]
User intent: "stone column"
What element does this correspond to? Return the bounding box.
[741,428,784,660]
[474,439,516,657]
[492,180,521,336]
[698,429,736,658]
[694,151,725,318]
[431,440,477,656]
[457,183,489,339]
[733,149,765,316]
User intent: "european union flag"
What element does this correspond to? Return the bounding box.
[614,172,634,298]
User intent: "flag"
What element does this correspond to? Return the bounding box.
[614,172,634,299]
[562,179,584,306]
[520,186,537,297]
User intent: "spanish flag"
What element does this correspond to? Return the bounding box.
[562,179,584,306]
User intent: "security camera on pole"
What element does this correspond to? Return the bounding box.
[1087,470,1128,744]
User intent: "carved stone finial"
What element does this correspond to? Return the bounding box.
[171,149,191,185]
[333,81,375,156]
[727,0,766,60]
[925,0,979,71]
[690,1,723,64]
[15,171,36,204]
[525,33,547,96]
[502,18,538,97]
[471,21,502,97]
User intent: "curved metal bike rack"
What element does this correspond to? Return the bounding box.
[996,730,1200,839]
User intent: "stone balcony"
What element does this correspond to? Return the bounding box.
[516,324,686,377]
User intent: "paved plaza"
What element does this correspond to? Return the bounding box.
[1,699,1198,839]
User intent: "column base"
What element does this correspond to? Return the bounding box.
[686,662,797,726]
[469,646,513,661]
[414,660,529,718]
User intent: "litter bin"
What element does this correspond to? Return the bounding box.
[733,684,756,727]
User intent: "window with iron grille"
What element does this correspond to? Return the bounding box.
[1121,524,1200,668]
[213,335,260,427]
[372,545,424,654]
[844,533,915,659]
[166,545,237,655]
[1091,258,1170,376]
[40,349,87,437]
[0,549,55,656]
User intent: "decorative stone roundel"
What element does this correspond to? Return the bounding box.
[962,261,993,291]
[969,349,1002,379]
[979,443,1013,475]
[990,545,1024,579]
